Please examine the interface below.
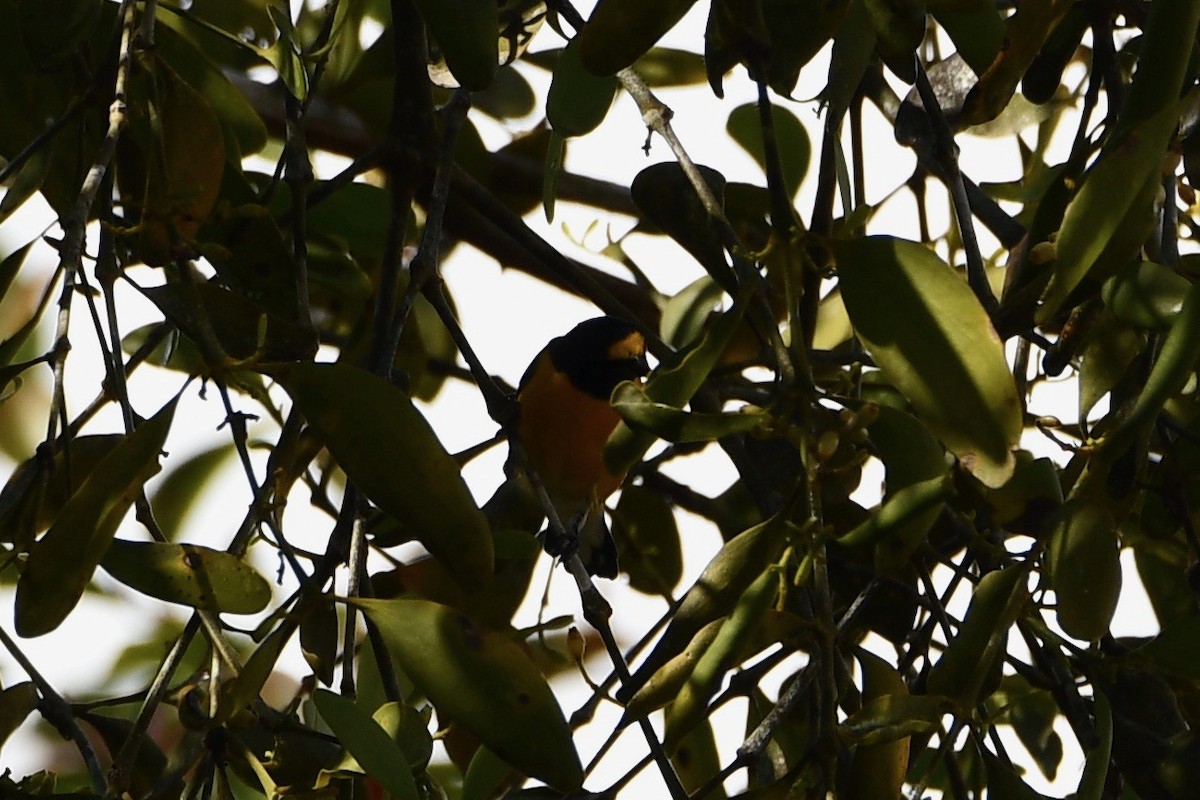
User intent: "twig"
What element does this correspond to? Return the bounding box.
[0,93,94,185]
[615,67,796,387]
[0,624,107,793]
[283,91,315,333]
[45,0,139,446]
[913,58,996,316]
[107,616,201,797]
[384,89,472,374]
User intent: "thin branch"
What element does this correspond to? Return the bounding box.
[46,0,139,446]
[913,58,996,316]
[107,616,201,798]
[0,624,107,793]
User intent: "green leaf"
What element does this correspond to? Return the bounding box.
[1137,614,1200,682]
[991,675,1064,782]
[725,102,810,200]
[79,712,169,798]
[0,433,125,547]
[0,682,37,751]
[669,716,724,797]
[156,21,267,159]
[301,602,339,687]
[0,240,34,306]
[547,37,617,136]
[577,0,698,77]
[984,752,1053,800]
[863,0,926,82]
[666,566,777,750]
[148,442,235,538]
[1102,260,1192,332]
[930,0,1005,76]
[660,275,724,350]
[927,565,1029,707]
[1037,102,1181,322]
[605,292,750,475]
[862,405,949,566]
[462,746,517,800]
[312,690,420,800]
[218,623,291,722]
[1101,282,1200,455]
[960,0,1072,125]
[625,620,725,720]
[265,4,309,99]
[0,246,57,368]
[15,398,178,637]
[611,484,682,597]
[99,539,272,614]
[706,0,851,97]
[985,455,1064,535]
[265,362,492,588]
[833,235,1021,487]
[142,282,318,364]
[412,0,499,89]
[118,52,226,266]
[1077,313,1143,421]
[632,47,709,87]
[542,130,563,223]
[823,0,877,123]
[619,514,792,701]
[845,649,911,799]
[353,597,583,791]
[840,693,952,746]
[835,475,953,549]
[611,381,766,443]
[1075,694,1111,800]
[631,162,730,281]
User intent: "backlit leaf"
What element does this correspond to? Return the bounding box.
[100,539,271,614]
[265,362,492,587]
[354,597,583,791]
[833,235,1021,487]
[14,398,177,637]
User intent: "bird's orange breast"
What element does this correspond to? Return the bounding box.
[517,356,625,513]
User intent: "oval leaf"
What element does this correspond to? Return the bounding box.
[631,162,730,281]
[725,101,810,199]
[927,565,1029,707]
[1102,260,1191,332]
[577,0,698,77]
[1046,501,1120,641]
[619,514,791,700]
[547,38,617,136]
[312,690,420,800]
[353,597,583,792]
[833,235,1021,487]
[265,362,492,588]
[611,484,683,597]
[100,539,271,614]
[611,381,766,443]
[15,399,177,637]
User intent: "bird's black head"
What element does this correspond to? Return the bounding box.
[546,317,649,400]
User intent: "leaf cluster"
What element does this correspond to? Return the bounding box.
[0,1,1199,799]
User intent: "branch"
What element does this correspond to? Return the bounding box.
[913,59,997,316]
[46,0,139,446]
[0,624,107,793]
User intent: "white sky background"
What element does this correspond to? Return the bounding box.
[0,1,1167,796]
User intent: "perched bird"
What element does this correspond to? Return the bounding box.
[513,316,650,577]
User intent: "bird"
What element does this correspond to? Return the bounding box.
[512,316,650,577]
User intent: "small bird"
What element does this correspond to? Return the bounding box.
[513,316,650,577]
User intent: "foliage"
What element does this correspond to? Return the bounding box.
[0,0,1198,798]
